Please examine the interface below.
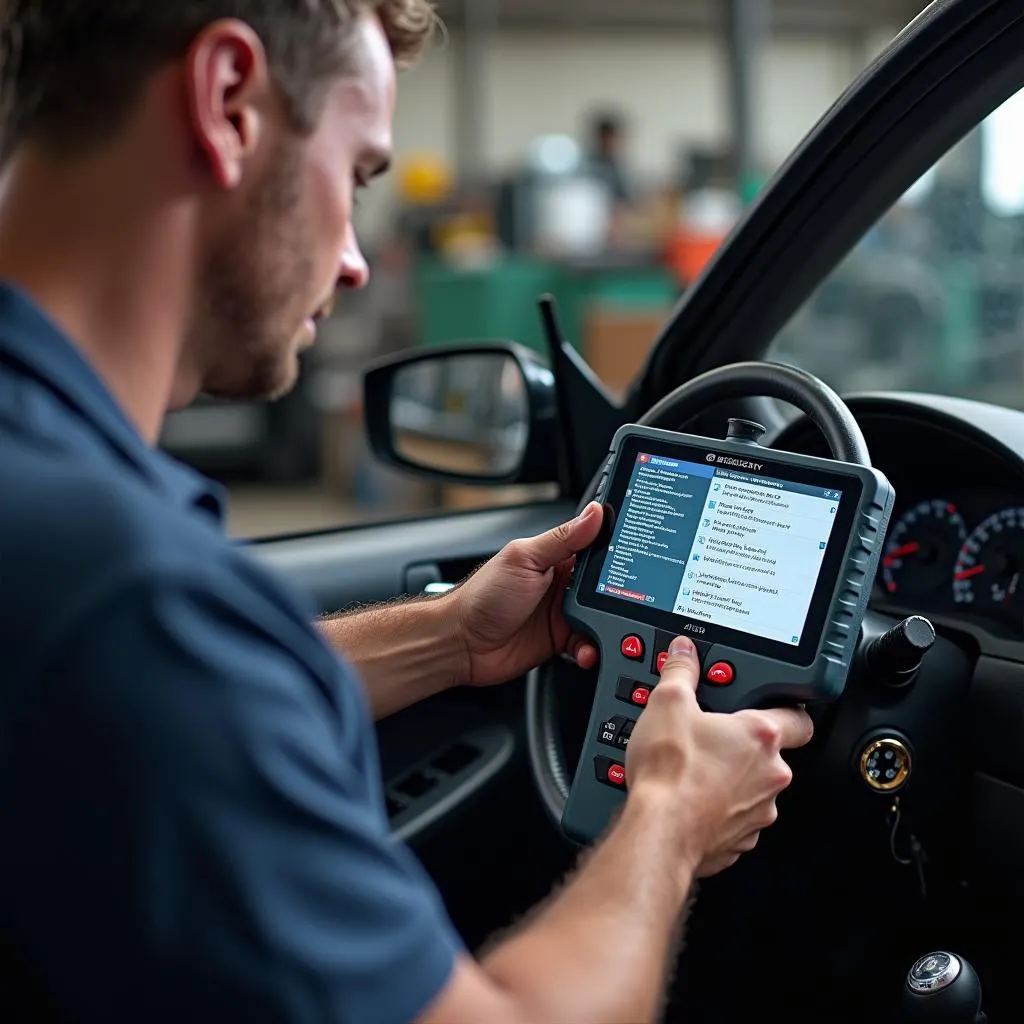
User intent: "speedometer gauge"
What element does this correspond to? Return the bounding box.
[881,500,967,600]
[954,507,1024,628]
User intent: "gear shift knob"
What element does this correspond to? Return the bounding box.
[902,952,984,1023]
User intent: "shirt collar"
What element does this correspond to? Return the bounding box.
[0,280,226,520]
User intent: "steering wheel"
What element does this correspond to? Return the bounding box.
[526,360,872,824]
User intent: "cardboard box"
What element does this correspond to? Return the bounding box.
[584,305,672,399]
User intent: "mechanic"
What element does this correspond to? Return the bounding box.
[0,3,814,1022]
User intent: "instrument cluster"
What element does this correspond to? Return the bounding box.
[770,395,1024,647]
[875,495,1024,636]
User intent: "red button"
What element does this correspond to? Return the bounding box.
[655,651,669,674]
[620,635,645,660]
[631,686,651,707]
[607,763,626,786]
[706,661,735,686]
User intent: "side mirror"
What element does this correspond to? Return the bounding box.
[363,342,562,486]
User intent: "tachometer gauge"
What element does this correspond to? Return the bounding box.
[881,500,967,600]
[954,507,1024,628]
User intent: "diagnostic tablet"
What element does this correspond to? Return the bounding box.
[560,423,894,844]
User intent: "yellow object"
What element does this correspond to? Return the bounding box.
[398,154,452,205]
[433,211,492,249]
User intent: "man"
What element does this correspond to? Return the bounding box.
[0,3,814,1022]
[588,109,632,206]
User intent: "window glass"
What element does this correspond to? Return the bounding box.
[772,86,1024,411]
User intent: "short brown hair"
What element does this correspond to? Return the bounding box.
[0,0,436,163]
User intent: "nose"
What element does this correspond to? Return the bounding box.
[338,222,369,291]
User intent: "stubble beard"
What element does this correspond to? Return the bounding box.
[190,138,315,404]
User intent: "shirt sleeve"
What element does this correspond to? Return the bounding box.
[7,560,463,1024]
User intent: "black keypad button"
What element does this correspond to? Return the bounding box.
[597,714,634,749]
[652,630,711,675]
[615,718,635,751]
[615,676,654,707]
[593,755,626,789]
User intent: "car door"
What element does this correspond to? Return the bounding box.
[247,0,1024,962]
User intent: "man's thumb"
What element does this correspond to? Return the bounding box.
[517,502,603,570]
[659,636,701,692]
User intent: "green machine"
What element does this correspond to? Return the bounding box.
[414,255,678,359]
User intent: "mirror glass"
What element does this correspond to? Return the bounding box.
[390,353,530,478]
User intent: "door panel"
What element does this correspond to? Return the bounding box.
[251,499,579,949]
[254,500,575,611]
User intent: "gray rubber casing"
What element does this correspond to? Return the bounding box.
[560,424,895,845]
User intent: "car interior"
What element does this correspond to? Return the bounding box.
[249,2,1024,1021]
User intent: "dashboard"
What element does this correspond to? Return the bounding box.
[771,392,1024,660]
[767,391,1024,1007]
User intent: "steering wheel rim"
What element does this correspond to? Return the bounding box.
[526,360,871,827]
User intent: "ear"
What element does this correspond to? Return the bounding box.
[183,19,271,189]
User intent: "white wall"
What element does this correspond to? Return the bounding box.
[356,27,885,241]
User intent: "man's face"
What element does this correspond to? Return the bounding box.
[194,14,395,402]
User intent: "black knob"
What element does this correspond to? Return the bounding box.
[725,418,766,445]
[864,615,936,687]
[902,951,983,1023]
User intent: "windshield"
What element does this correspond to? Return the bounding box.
[771,85,1024,409]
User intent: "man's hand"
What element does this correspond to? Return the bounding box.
[452,502,604,687]
[418,634,814,1024]
[626,635,814,881]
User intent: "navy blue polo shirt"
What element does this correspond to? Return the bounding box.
[0,282,462,1022]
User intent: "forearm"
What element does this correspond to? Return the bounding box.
[481,786,696,1024]
[319,593,470,719]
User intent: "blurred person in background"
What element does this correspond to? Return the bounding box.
[586,108,636,250]
[588,108,633,207]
